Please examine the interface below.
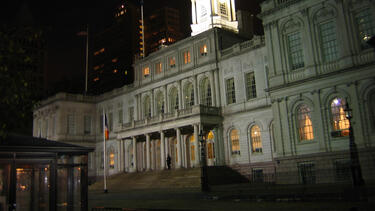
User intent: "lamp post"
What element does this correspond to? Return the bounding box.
[344,101,365,189]
[199,130,209,192]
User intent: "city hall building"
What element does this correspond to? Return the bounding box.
[33,0,375,184]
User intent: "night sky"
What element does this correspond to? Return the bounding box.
[1,0,262,95]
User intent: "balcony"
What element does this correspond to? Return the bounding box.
[119,105,221,132]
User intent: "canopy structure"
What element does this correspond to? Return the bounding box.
[0,134,94,211]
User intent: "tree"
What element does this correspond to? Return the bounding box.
[0,25,44,139]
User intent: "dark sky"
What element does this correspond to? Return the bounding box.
[1,0,261,95]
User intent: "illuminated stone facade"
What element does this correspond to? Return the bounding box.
[33,0,375,184]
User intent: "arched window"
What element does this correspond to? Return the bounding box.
[370,92,375,129]
[190,135,195,161]
[143,95,151,118]
[206,131,215,159]
[155,92,164,115]
[184,82,194,108]
[200,77,212,106]
[331,97,349,136]
[169,87,179,112]
[297,104,314,141]
[230,129,240,155]
[250,125,262,153]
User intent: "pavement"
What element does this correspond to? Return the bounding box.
[89,187,374,211]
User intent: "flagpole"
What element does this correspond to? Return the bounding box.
[103,110,108,193]
[85,24,89,95]
[141,0,145,58]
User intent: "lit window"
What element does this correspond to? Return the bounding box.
[113,69,118,73]
[109,151,115,169]
[245,72,257,100]
[355,8,375,49]
[331,98,349,137]
[143,67,150,77]
[226,78,236,104]
[155,62,162,74]
[287,32,304,70]
[319,21,338,62]
[112,58,118,63]
[183,51,191,64]
[93,65,100,71]
[297,104,314,141]
[200,44,208,56]
[250,125,262,153]
[169,57,176,68]
[190,136,195,161]
[230,129,240,155]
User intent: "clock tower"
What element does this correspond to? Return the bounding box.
[191,0,238,36]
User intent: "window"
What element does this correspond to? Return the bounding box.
[370,92,375,129]
[156,92,164,115]
[230,129,240,155]
[335,159,351,183]
[183,51,191,64]
[155,62,162,74]
[200,78,212,106]
[206,131,215,159]
[200,44,208,56]
[108,112,113,131]
[190,136,195,161]
[226,78,236,104]
[109,151,115,169]
[245,72,257,100]
[169,56,176,68]
[67,114,75,135]
[355,8,375,49]
[169,88,179,112]
[319,21,338,62]
[143,96,151,118]
[250,125,262,153]
[287,32,304,70]
[143,67,150,77]
[252,169,264,183]
[129,107,134,122]
[298,162,316,184]
[297,104,314,141]
[118,109,123,124]
[84,115,91,135]
[184,82,194,108]
[331,98,349,137]
[219,2,227,16]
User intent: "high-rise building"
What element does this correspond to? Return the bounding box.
[89,0,141,95]
[144,7,184,56]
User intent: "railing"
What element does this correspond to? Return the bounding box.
[121,105,221,130]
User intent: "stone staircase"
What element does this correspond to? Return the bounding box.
[89,168,201,191]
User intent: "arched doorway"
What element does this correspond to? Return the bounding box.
[206,130,215,166]
[186,135,196,168]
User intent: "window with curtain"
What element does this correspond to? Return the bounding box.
[297,104,314,141]
[250,125,263,153]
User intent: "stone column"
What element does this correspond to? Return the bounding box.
[176,128,182,168]
[132,137,137,171]
[146,134,151,170]
[160,131,166,169]
[193,124,199,166]
[164,85,168,113]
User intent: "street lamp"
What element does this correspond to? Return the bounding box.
[344,100,365,189]
[199,130,209,192]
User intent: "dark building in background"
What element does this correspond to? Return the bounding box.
[144,7,184,56]
[89,0,141,95]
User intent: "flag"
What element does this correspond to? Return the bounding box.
[104,114,109,140]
